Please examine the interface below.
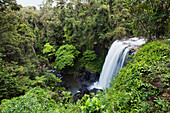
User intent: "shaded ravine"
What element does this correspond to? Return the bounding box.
[51,37,146,95]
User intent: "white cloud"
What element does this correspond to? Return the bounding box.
[16,0,45,9]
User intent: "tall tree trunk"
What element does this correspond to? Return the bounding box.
[31,41,39,64]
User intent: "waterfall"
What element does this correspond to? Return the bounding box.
[98,40,129,88]
[89,37,146,89]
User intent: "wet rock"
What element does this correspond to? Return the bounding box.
[50,70,62,79]
[85,71,91,79]
[89,75,96,82]
[77,68,99,89]
[81,81,91,88]
[78,88,83,92]
[73,88,103,103]
[96,72,100,79]
[73,88,90,103]
[90,88,103,94]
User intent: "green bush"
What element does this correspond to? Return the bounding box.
[81,97,105,113]
[43,43,56,59]
[54,44,80,71]
[0,87,57,113]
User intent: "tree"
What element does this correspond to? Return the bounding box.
[126,0,169,40]
[54,44,80,71]
[0,0,20,11]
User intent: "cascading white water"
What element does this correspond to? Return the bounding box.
[98,40,130,88]
[89,37,146,89]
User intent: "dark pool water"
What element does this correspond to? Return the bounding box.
[61,75,82,95]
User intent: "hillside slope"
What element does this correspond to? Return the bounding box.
[95,40,170,112]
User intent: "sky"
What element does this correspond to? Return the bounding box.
[16,0,45,9]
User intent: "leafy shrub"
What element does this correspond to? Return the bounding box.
[43,43,56,58]
[82,50,97,63]
[113,27,126,39]
[54,44,80,71]
[0,72,26,101]
[0,87,57,113]
[81,97,105,113]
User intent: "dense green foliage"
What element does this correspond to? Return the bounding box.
[54,44,80,71]
[43,43,56,58]
[1,40,169,112]
[0,0,169,112]
[126,0,169,40]
[0,87,57,113]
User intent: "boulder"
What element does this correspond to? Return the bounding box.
[73,88,90,103]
